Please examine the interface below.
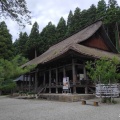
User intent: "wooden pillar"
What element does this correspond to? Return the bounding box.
[34,72,38,93]
[49,69,51,93]
[29,74,31,92]
[20,81,22,91]
[84,63,88,94]
[22,75,25,92]
[83,64,87,80]
[26,75,28,92]
[85,87,88,94]
[63,67,66,77]
[72,58,77,94]
[56,68,58,93]
[43,72,46,86]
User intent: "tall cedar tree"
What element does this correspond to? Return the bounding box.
[13,32,28,57]
[87,4,97,25]
[73,7,82,32]
[96,0,107,20]
[0,21,13,60]
[80,9,90,28]
[13,39,19,56]
[66,10,74,37]
[56,17,67,42]
[105,0,120,45]
[40,22,56,52]
[26,22,39,60]
[106,0,119,23]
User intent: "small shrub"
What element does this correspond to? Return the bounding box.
[102,98,117,104]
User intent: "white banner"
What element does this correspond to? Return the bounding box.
[63,77,70,90]
[96,84,119,98]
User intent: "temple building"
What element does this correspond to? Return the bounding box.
[19,20,120,94]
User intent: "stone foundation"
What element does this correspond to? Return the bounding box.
[38,94,95,102]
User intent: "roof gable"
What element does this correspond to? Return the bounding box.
[81,32,112,52]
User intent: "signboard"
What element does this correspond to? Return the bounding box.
[63,77,70,90]
[79,74,84,80]
[96,84,119,98]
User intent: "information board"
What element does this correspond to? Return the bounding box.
[96,84,119,98]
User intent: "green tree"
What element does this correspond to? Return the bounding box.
[86,57,120,84]
[66,10,74,37]
[0,0,31,27]
[80,9,89,28]
[13,39,19,56]
[26,22,39,59]
[106,0,119,24]
[56,17,67,42]
[0,55,36,94]
[86,57,120,102]
[87,4,97,24]
[96,0,107,20]
[73,7,82,32]
[13,32,28,57]
[0,21,13,60]
[105,0,120,45]
[0,55,35,92]
[40,22,56,52]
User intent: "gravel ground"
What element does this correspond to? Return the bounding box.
[0,96,120,120]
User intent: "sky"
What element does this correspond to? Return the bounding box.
[2,0,120,42]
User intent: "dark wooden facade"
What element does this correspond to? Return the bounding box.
[23,55,93,94]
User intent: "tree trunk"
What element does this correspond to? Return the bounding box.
[35,48,37,58]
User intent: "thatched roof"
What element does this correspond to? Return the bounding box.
[49,21,102,50]
[22,21,119,67]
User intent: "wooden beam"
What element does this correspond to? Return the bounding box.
[72,58,77,94]
[38,64,72,73]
